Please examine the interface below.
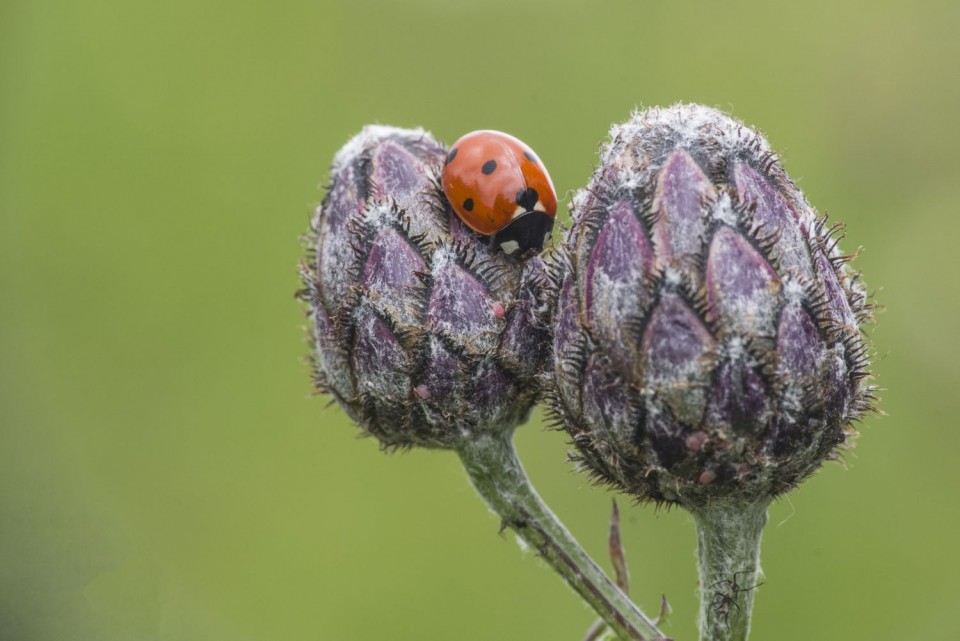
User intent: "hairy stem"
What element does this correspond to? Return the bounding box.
[456,431,668,641]
[692,501,770,641]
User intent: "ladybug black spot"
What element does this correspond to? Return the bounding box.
[516,187,539,211]
[523,151,538,163]
[445,147,458,165]
[482,159,497,175]
[463,198,474,212]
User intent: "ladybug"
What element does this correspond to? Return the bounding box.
[441,130,557,256]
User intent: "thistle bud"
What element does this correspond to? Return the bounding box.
[301,126,548,449]
[548,105,874,507]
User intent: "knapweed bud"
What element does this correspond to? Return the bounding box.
[548,104,874,507]
[301,126,548,449]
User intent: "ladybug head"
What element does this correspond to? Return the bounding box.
[493,210,554,258]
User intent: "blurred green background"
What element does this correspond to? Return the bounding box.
[2,0,958,639]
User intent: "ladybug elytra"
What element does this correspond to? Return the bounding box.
[441,130,557,256]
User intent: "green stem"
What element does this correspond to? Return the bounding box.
[692,500,770,641]
[456,431,668,641]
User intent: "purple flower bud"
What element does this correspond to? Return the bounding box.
[301,126,548,449]
[547,105,875,507]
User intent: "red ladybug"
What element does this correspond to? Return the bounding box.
[441,130,557,256]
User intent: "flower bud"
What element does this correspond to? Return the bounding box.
[547,105,874,507]
[301,126,548,449]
